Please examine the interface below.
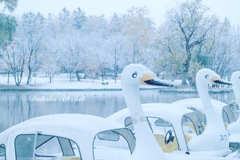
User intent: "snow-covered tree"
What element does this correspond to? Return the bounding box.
[159,0,224,85]
[154,24,185,80]
[72,7,86,30]
[122,7,155,65]
[40,14,61,83]
[0,0,18,12]
[55,9,89,81]
[17,12,45,84]
[0,0,18,70]
[204,19,234,77]
[107,13,125,82]
[2,42,25,86]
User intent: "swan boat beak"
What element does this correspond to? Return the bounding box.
[211,76,232,85]
[140,74,174,87]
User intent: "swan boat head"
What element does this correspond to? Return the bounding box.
[121,64,173,88]
[121,64,173,160]
[196,68,231,90]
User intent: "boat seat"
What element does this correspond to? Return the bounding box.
[224,122,229,128]
[154,134,192,153]
[154,134,178,153]
[187,122,196,133]
[201,122,206,129]
[187,122,206,135]
[185,134,192,143]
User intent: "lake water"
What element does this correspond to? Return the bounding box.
[0,90,235,132]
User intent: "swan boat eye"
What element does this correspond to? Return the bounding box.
[205,75,209,79]
[132,72,137,78]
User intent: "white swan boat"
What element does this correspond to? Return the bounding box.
[118,64,240,160]
[172,70,240,150]
[0,114,135,160]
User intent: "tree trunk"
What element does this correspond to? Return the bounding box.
[114,64,118,83]
[101,69,106,84]
[76,71,81,81]
[69,73,72,82]
[181,77,188,85]
[13,71,23,86]
[113,48,118,84]
[114,72,117,83]
[101,72,104,84]
[26,65,32,85]
[187,77,196,87]
[13,59,25,86]
[7,71,10,83]
[182,47,191,85]
[26,53,33,85]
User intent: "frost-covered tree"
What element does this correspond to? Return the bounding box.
[59,32,90,81]
[2,42,25,86]
[121,7,156,66]
[72,7,86,30]
[0,0,18,48]
[83,15,111,82]
[0,14,16,46]
[17,12,45,85]
[232,27,240,71]
[55,9,90,81]
[154,24,185,80]
[202,19,234,78]
[0,0,18,83]
[161,0,222,85]
[95,49,110,84]
[107,13,125,82]
[0,15,17,83]
[57,8,73,34]
[0,0,18,12]
[40,51,59,83]
[40,14,61,83]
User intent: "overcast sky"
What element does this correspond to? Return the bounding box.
[12,0,240,27]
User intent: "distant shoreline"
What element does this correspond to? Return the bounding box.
[158,88,232,94]
[0,88,122,92]
[0,84,232,93]
[0,84,158,92]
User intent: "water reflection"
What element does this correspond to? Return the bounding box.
[0,90,235,132]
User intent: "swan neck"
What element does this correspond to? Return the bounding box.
[197,82,226,130]
[196,82,220,127]
[122,86,144,121]
[197,83,212,109]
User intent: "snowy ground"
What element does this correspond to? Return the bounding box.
[0,74,180,90]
